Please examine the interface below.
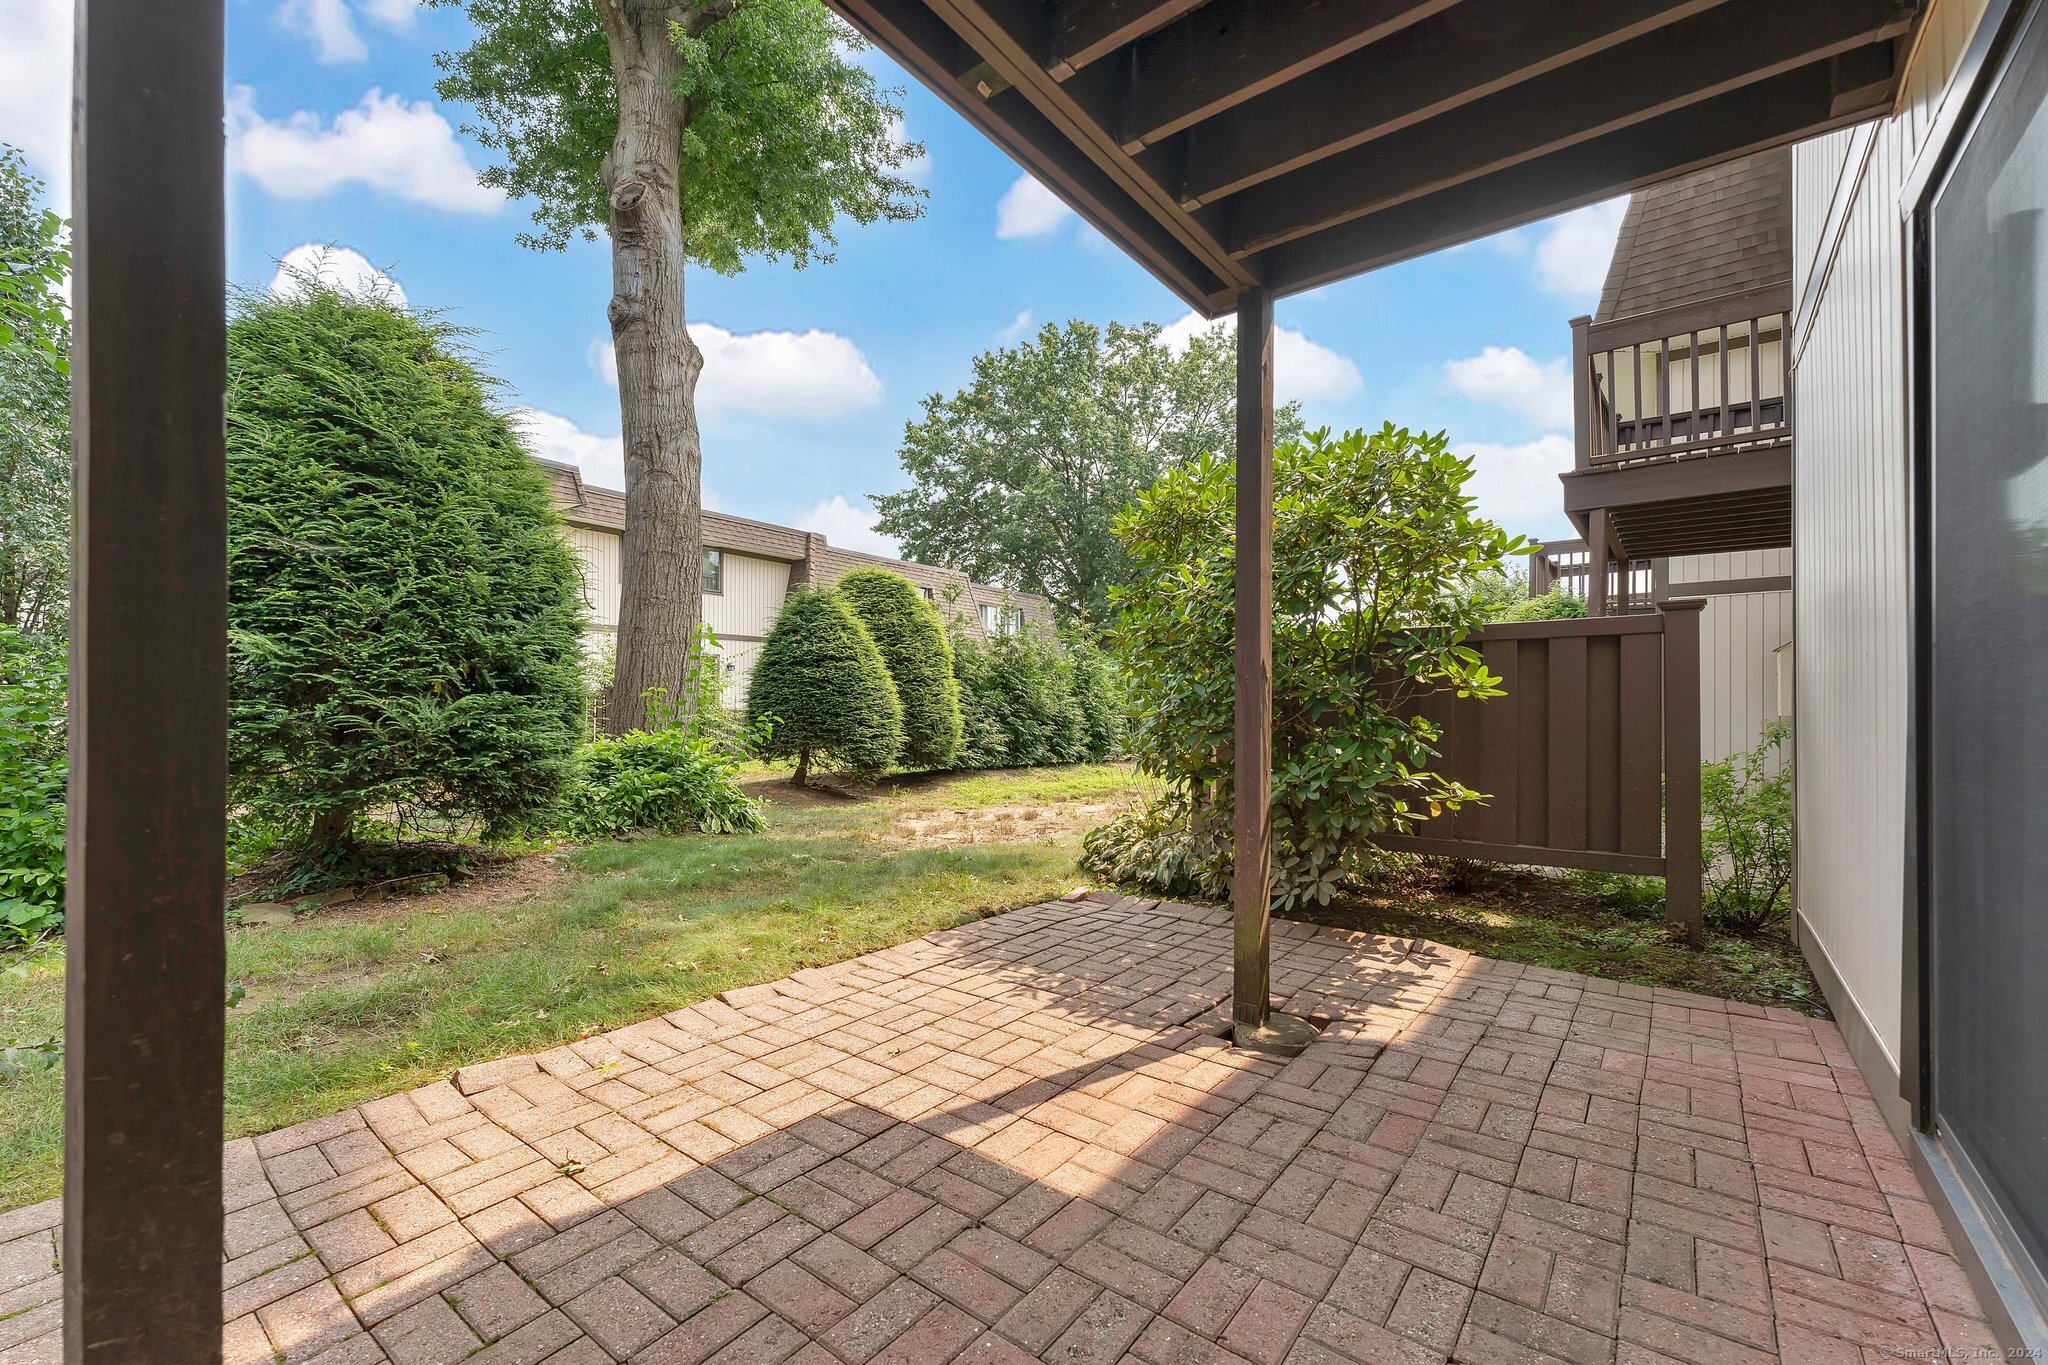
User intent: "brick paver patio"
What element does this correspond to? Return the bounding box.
[0,893,1999,1363]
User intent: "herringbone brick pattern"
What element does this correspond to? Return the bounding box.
[0,894,1998,1362]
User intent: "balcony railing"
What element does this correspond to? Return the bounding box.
[1572,286,1792,471]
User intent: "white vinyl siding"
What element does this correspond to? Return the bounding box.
[1790,0,1989,1071]
[565,526,621,630]
[1668,549,1794,764]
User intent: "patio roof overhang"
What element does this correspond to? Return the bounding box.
[828,0,1924,315]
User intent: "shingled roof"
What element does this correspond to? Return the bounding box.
[1594,148,1793,325]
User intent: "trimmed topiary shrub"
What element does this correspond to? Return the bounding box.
[837,568,962,769]
[226,280,589,859]
[747,586,903,785]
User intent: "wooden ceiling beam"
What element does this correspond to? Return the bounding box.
[1110,0,1460,151]
[1047,0,1209,79]
[833,0,1239,306]
[1256,63,1878,298]
[1164,0,1732,209]
[1221,0,1917,255]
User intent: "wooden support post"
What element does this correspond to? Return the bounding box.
[1529,545,1553,597]
[1660,599,1706,949]
[1232,286,1275,1034]
[1228,289,1317,1057]
[1586,509,1611,617]
[1570,316,1593,469]
[66,1,228,1360]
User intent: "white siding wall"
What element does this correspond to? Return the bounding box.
[564,527,790,705]
[1668,549,1794,763]
[1790,0,1987,1071]
[565,526,621,630]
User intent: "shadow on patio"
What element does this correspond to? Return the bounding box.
[0,893,1998,1363]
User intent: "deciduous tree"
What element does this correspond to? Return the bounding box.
[432,0,925,730]
[874,319,1300,627]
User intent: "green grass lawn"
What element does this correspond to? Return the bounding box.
[0,763,1156,1211]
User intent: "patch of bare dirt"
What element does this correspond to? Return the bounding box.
[231,849,569,930]
[879,801,1124,847]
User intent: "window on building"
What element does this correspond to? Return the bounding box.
[921,586,934,602]
[703,548,723,594]
[980,603,1022,636]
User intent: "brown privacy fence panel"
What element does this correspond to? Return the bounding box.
[1375,602,1705,945]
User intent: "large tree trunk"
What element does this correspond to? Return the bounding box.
[594,0,712,734]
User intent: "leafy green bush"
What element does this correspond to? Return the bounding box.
[2,146,70,640]
[1702,720,1793,936]
[1499,587,1588,621]
[951,623,1087,768]
[226,281,589,855]
[1068,634,1126,761]
[0,625,64,944]
[837,568,962,769]
[1082,424,1528,910]
[747,587,903,784]
[562,726,764,838]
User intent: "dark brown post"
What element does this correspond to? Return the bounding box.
[1232,286,1275,1033]
[1586,509,1611,617]
[1660,599,1706,948]
[66,0,228,1360]
[1529,545,1553,597]
[1570,316,1593,469]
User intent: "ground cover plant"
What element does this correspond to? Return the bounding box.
[0,763,1154,1208]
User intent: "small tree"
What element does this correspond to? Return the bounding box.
[227,281,589,858]
[1082,425,1529,909]
[1702,721,1793,936]
[746,587,902,786]
[837,568,962,770]
[949,622,1084,769]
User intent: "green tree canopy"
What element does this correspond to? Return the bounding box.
[226,280,590,853]
[746,586,903,786]
[0,146,69,638]
[873,319,1303,628]
[837,567,962,770]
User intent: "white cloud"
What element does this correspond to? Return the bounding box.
[512,408,626,490]
[589,323,884,420]
[0,0,70,200]
[1531,198,1627,298]
[228,87,503,213]
[268,243,408,308]
[586,335,618,386]
[277,0,417,63]
[888,115,931,184]
[795,495,900,558]
[1443,346,1573,430]
[998,309,1035,344]
[1156,311,1364,407]
[996,173,1076,240]
[1459,434,1576,538]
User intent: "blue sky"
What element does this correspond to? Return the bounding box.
[1,0,1624,551]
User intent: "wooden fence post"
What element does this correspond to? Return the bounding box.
[1660,599,1707,948]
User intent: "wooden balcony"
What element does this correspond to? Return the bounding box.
[1559,286,1794,584]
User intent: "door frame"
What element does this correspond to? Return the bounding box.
[1902,0,2048,1344]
